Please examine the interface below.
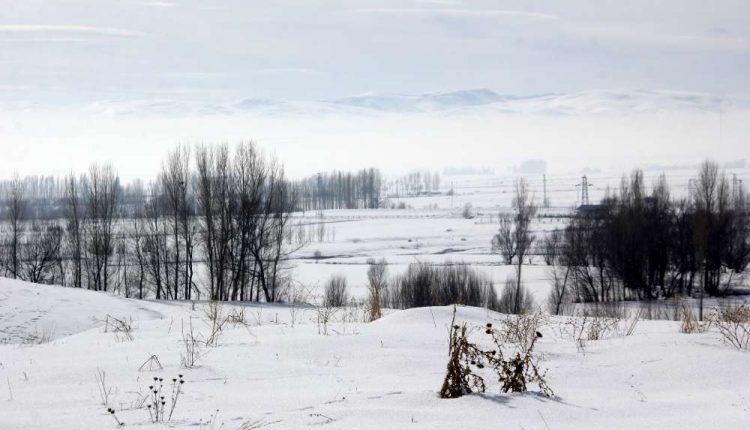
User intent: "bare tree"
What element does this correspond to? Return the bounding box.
[129,218,148,299]
[366,258,388,321]
[4,175,26,279]
[161,144,195,300]
[545,230,570,315]
[196,144,230,300]
[21,223,62,284]
[492,216,516,264]
[257,158,297,302]
[84,163,119,292]
[64,174,84,288]
[692,160,729,300]
[143,186,168,299]
[493,178,536,314]
[498,276,534,315]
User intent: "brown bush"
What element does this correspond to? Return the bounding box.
[439,307,553,399]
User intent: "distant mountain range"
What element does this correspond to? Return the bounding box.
[69,88,749,118]
[324,88,743,114]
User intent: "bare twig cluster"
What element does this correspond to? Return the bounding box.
[102,315,135,342]
[95,367,114,407]
[710,303,750,349]
[204,301,230,347]
[563,314,621,352]
[138,354,164,372]
[181,318,203,368]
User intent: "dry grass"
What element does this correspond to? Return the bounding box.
[679,302,708,334]
[103,315,135,342]
[180,318,203,368]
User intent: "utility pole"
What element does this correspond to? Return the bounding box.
[575,175,591,206]
[543,174,549,208]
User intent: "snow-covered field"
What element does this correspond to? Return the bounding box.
[286,167,750,302]
[2,169,750,429]
[1,278,749,429]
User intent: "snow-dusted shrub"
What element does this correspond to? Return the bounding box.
[284,282,311,328]
[440,322,486,398]
[710,303,750,350]
[563,312,624,352]
[316,303,336,336]
[497,276,534,315]
[439,308,552,399]
[499,311,547,355]
[323,275,348,307]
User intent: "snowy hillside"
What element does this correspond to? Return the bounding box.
[0,278,167,344]
[1,278,748,429]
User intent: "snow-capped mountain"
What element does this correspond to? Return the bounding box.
[330,88,508,112]
[68,88,748,118]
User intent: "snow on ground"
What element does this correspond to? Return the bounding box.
[1,278,749,429]
[0,278,167,344]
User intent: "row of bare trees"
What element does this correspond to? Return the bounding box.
[294,168,382,211]
[0,142,297,302]
[544,161,749,314]
[385,170,441,197]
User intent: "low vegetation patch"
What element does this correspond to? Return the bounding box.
[440,308,553,399]
[710,303,750,350]
[386,262,499,311]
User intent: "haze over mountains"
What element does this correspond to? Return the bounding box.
[1,86,745,182]
[5,88,743,119]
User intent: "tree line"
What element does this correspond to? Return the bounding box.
[544,161,749,313]
[384,170,441,198]
[293,168,383,211]
[0,142,299,302]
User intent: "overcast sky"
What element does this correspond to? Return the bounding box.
[1,0,749,104]
[0,1,748,179]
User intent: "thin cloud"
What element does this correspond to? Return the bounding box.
[355,8,559,21]
[413,0,464,5]
[254,68,320,75]
[0,85,34,91]
[571,24,750,51]
[0,25,143,37]
[161,72,230,80]
[141,1,176,7]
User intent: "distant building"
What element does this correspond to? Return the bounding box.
[575,204,605,216]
